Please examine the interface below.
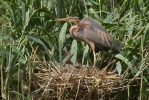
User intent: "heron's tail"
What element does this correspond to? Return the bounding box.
[114,41,123,51]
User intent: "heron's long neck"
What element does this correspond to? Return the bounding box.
[69,25,79,37]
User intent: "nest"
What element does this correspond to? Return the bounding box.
[24,61,141,100]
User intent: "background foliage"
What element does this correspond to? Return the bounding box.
[0,0,149,99]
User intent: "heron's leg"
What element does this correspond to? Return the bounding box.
[93,50,97,67]
[88,42,97,67]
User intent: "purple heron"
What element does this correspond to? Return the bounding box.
[55,17,122,67]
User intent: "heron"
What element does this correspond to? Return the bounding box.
[55,16,122,67]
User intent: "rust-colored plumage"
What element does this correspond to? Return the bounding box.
[55,16,122,66]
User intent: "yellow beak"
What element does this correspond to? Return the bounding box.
[55,17,79,25]
[55,18,70,22]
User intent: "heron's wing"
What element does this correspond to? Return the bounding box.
[80,21,122,51]
[81,18,106,32]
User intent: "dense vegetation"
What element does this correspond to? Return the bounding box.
[0,0,149,99]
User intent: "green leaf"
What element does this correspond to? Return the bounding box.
[89,0,98,5]
[58,23,67,62]
[127,15,135,35]
[26,34,52,59]
[0,0,15,22]
[10,91,26,99]
[0,47,9,67]
[115,54,131,66]
[116,61,122,75]
[21,0,26,23]
[25,10,30,26]
[145,3,149,15]
[11,52,18,67]
[70,40,78,65]
[56,0,66,18]
[82,44,89,64]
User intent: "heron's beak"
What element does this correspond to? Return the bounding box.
[55,17,78,25]
[55,18,70,22]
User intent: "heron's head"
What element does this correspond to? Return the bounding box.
[55,16,80,25]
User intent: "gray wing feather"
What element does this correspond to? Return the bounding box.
[81,20,122,51]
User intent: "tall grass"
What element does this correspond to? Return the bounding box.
[0,0,149,99]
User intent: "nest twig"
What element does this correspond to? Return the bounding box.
[24,61,141,100]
